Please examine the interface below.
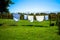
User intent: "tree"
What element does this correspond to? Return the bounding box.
[57,12,60,35]
[0,0,14,18]
[0,0,14,13]
[49,12,57,26]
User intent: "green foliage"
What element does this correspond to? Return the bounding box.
[0,0,14,13]
[0,13,13,19]
[49,13,57,21]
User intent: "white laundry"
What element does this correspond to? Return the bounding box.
[24,15,28,20]
[28,15,34,22]
[45,15,48,20]
[13,13,20,21]
[36,16,44,22]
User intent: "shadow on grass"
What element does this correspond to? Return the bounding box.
[9,24,18,26]
[0,23,3,26]
[21,25,48,27]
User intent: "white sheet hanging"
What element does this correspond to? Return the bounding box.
[13,13,20,21]
[28,15,34,22]
[36,16,44,22]
[45,15,48,20]
[24,15,28,20]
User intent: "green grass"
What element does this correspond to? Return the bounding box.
[0,19,60,40]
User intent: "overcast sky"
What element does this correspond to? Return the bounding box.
[9,0,60,13]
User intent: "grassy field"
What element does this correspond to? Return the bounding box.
[0,19,60,40]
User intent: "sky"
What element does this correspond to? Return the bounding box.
[9,0,60,13]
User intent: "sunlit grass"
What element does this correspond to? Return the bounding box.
[0,19,60,40]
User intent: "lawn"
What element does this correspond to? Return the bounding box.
[0,19,60,40]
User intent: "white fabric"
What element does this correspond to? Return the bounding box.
[13,13,20,21]
[36,16,44,22]
[28,15,34,22]
[13,17,19,21]
[45,15,48,20]
[24,15,28,20]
